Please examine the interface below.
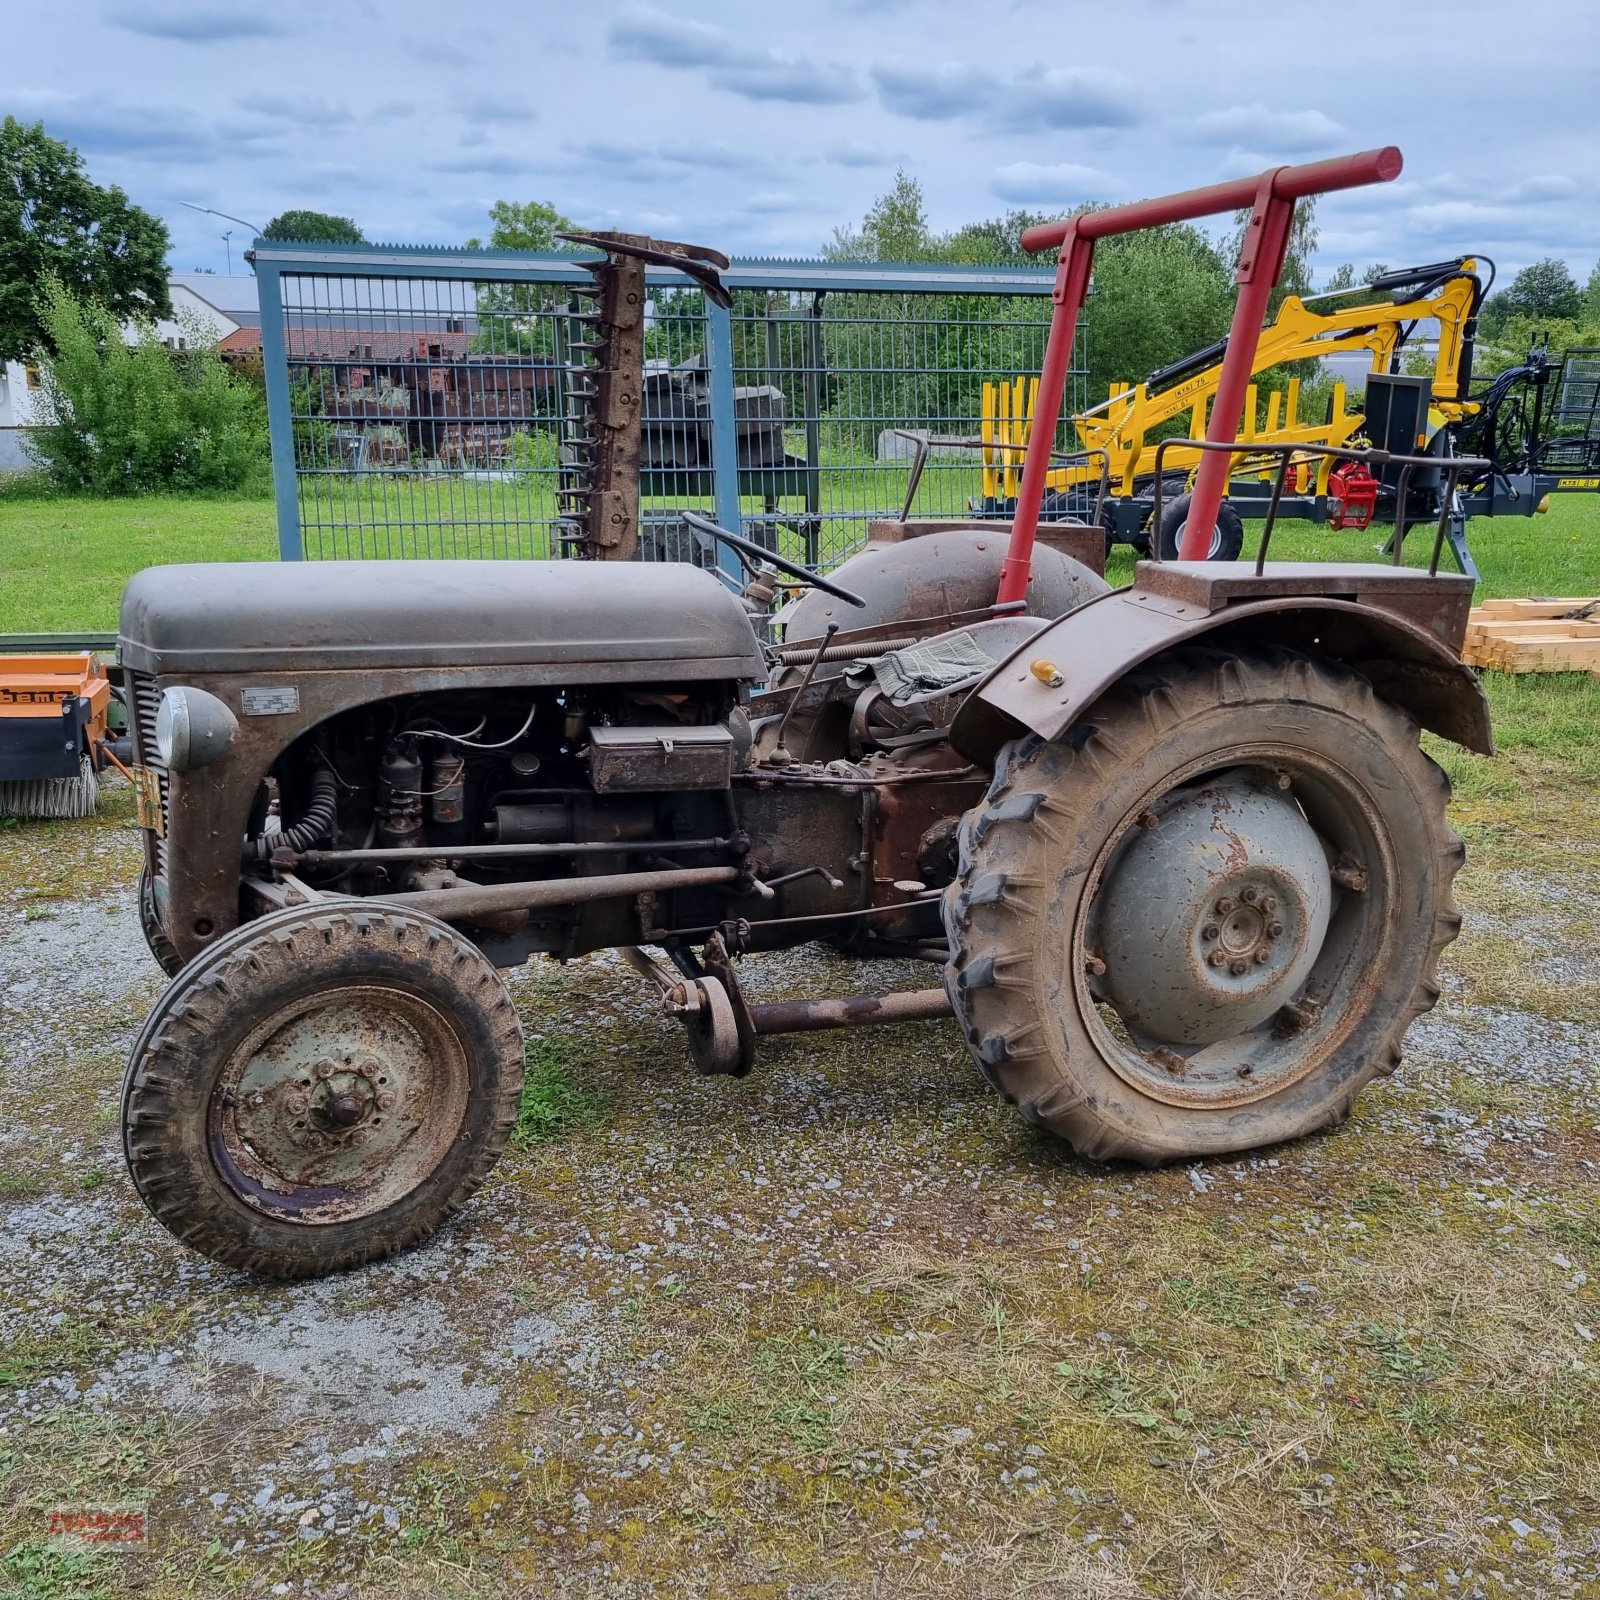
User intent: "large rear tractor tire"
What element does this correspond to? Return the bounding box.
[122,902,525,1277]
[943,648,1463,1164]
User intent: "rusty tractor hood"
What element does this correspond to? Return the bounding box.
[118,560,767,680]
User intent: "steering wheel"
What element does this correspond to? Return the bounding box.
[682,512,867,608]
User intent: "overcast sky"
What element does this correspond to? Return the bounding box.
[6,0,1597,289]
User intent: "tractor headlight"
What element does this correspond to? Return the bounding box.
[155,687,238,772]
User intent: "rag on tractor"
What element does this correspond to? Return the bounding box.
[118,147,1493,1279]
[973,251,1560,579]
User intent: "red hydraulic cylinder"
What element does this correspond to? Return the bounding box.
[999,147,1403,598]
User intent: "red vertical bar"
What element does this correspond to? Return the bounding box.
[997,229,1094,607]
[1178,178,1295,560]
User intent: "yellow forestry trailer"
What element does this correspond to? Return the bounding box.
[978,257,1560,578]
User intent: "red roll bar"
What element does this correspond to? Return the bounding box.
[996,147,1403,603]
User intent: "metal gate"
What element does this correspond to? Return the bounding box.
[251,241,1083,569]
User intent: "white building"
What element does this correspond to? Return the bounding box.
[0,274,261,470]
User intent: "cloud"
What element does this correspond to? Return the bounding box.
[609,4,737,67]
[1191,105,1346,153]
[608,5,863,104]
[744,190,800,213]
[826,141,894,168]
[106,6,286,42]
[7,88,288,164]
[455,94,540,127]
[992,160,1113,206]
[238,93,356,128]
[869,62,980,121]
[1503,174,1581,204]
[428,152,538,177]
[871,62,1138,130]
[998,67,1139,131]
[711,56,861,104]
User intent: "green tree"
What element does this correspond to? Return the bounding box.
[1323,263,1356,294]
[1223,197,1319,311]
[261,210,364,244]
[0,117,170,363]
[26,279,267,495]
[1587,258,1600,321]
[1482,257,1584,335]
[466,199,575,252]
[466,199,580,361]
[824,170,933,264]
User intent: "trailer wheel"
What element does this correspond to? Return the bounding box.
[137,863,184,978]
[943,648,1463,1164]
[122,901,524,1277]
[1154,493,1245,561]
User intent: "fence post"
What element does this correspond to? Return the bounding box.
[703,296,743,584]
[252,255,303,561]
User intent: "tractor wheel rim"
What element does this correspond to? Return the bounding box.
[1075,746,1396,1109]
[208,985,470,1223]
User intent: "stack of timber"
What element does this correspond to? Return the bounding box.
[1461,599,1600,675]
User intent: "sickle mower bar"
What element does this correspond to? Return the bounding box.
[996,147,1405,601]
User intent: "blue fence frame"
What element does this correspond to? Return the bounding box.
[249,239,1078,570]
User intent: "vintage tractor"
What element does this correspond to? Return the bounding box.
[119,149,1491,1277]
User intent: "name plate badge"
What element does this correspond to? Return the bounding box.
[240,686,300,716]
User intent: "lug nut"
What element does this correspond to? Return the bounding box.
[1201,923,1220,941]
[1274,769,1292,790]
[1229,959,1249,976]
[1262,895,1278,912]
[1267,920,1284,938]
[1239,886,1258,905]
[1215,897,1236,915]
[1254,949,1271,965]
[1139,810,1160,830]
[1207,949,1228,967]
[1084,954,1107,977]
[376,1092,396,1112]
[314,1060,335,1080]
[287,1094,308,1115]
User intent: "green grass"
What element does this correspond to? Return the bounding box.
[511,1035,611,1148]
[0,495,274,633]
[0,477,1595,631]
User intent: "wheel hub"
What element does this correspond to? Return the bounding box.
[1095,772,1332,1046]
[222,997,446,1198]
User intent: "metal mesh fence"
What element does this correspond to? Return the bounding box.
[262,248,1080,568]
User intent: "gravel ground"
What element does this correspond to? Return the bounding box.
[2,793,1598,1600]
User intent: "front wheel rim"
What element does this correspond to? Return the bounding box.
[207,985,471,1223]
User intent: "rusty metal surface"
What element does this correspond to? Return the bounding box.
[118,561,766,677]
[209,987,468,1222]
[867,519,1109,580]
[783,528,1108,644]
[748,987,952,1034]
[587,724,735,793]
[1130,561,1476,652]
[554,234,730,561]
[377,864,740,920]
[1095,774,1331,1043]
[951,583,1494,768]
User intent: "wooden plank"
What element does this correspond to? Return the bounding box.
[1474,598,1598,619]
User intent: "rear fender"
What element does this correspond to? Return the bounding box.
[950,590,1493,765]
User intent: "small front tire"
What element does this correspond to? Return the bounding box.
[122,902,525,1278]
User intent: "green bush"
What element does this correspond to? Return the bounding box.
[25,279,269,496]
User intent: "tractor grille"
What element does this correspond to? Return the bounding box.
[129,674,170,878]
